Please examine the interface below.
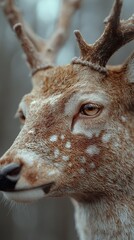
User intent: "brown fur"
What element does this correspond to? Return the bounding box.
[0,0,134,239]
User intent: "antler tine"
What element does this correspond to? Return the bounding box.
[74,30,92,58]
[0,0,81,74]
[92,0,134,66]
[0,0,47,73]
[13,23,46,71]
[73,0,134,69]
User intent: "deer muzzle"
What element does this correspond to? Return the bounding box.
[0,163,22,191]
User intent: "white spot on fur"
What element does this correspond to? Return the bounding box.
[95,130,101,137]
[121,116,127,123]
[68,163,73,167]
[86,145,100,156]
[102,133,111,143]
[54,148,60,158]
[114,142,120,148]
[49,135,58,142]
[54,162,61,167]
[89,162,96,169]
[60,134,65,140]
[79,168,85,174]
[62,156,70,161]
[28,129,35,135]
[60,135,65,140]
[79,156,86,163]
[65,141,71,149]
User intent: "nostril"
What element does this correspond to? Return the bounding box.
[0,163,22,180]
[0,163,22,191]
[6,165,21,177]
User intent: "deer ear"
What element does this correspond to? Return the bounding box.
[124,52,134,83]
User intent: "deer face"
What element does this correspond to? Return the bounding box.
[0,0,134,203]
[0,63,133,202]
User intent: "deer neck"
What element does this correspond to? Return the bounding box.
[72,195,134,240]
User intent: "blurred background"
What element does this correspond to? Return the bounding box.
[0,0,133,239]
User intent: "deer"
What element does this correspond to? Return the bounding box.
[0,0,134,239]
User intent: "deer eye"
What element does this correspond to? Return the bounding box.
[80,103,102,117]
[17,110,26,124]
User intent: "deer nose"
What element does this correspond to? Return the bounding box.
[0,163,22,191]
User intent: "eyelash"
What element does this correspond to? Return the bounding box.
[79,102,102,117]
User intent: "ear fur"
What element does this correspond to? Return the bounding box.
[124,52,134,83]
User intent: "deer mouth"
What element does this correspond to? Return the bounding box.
[3,182,55,202]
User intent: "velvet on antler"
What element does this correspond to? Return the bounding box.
[0,0,81,74]
[72,0,134,72]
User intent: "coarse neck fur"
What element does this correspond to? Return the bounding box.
[72,195,134,240]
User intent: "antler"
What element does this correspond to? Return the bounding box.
[73,0,134,71]
[0,0,81,74]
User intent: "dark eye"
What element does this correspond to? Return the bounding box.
[80,103,102,117]
[17,110,26,124]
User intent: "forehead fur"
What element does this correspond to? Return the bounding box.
[30,64,133,112]
[32,64,106,96]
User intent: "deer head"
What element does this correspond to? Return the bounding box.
[0,0,134,205]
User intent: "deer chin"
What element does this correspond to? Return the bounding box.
[3,182,54,203]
